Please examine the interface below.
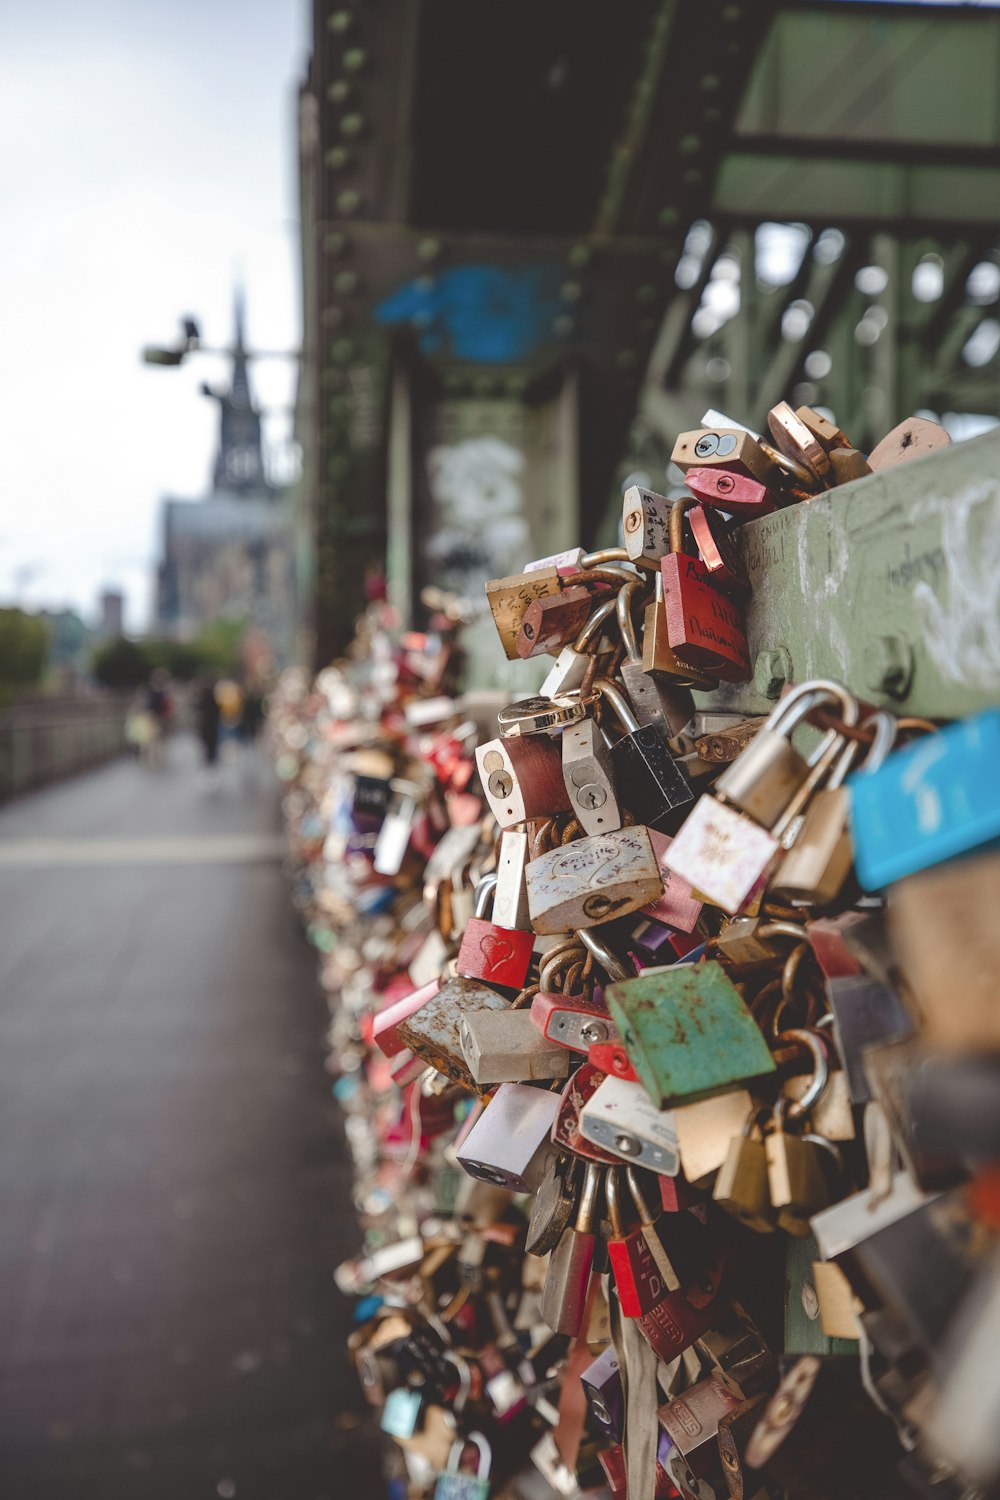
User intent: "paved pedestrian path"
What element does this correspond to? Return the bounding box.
[0,736,380,1499]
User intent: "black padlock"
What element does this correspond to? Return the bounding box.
[596,679,694,833]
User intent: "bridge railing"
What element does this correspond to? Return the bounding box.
[0,696,131,801]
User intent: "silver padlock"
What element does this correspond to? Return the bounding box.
[459,1008,570,1086]
[434,1432,492,1500]
[578,1073,680,1176]
[539,1160,602,1336]
[492,829,531,930]
[455,1082,560,1192]
[525,825,664,934]
[561,715,622,836]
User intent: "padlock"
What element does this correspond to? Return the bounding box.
[628,915,702,966]
[744,1355,912,1500]
[578,1072,680,1175]
[456,1081,560,1192]
[606,1167,671,1317]
[687,504,750,596]
[525,824,664,934]
[485,567,562,659]
[713,1111,776,1234]
[825,974,913,1105]
[640,828,704,933]
[496,691,593,738]
[693,715,770,765]
[540,644,592,698]
[382,1385,425,1439]
[539,1160,602,1335]
[767,402,833,488]
[525,545,586,573]
[456,876,534,991]
[862,1035,963,1192]
[580,1345,623,1439]
[551,1061,624,1164]
[622,483,672,570]
[459,1008,570,1085]
[674,1089,755,1185]
[867,415,950,470]
[794,405,851,453]
[396,974,513,1088]
[373,978,441,1058]
[772,710,896,906]
[630,1260,728,1365]
[475,734,571,829]
[828,446,872,484]
[697,1305,775,1400]
[560,714,623,836]
[606,962,775,1108]
[660,500,751,682]
[848,708,1000,889]
[587,1040,638,1079]
[516,586,593,659]
[716,1393,770,1500]
[492,828,531,930]
[684,465,775,520]
[783,1234,857,1356]
[626,1166,686,1291]
[373,782,420,875]
[642,570,715,689]
[530,989,619,1051]
[659,1376,743,1480]
[715,680,859,832]
[525,1153,580,1257]
[671,426,781,487]
[617,573,700,736]
[596,679,694,832]
[434,1432,492,1500]
[764,1101,832,1238]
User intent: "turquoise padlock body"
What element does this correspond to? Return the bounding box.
[606,961,776,1108]
[847,708,1000,890]
[433,1477,490,1500]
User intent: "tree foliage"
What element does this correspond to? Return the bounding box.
[91,620,247,688]
[0,608,49,691]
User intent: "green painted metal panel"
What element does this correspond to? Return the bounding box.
[698,428,1000,722]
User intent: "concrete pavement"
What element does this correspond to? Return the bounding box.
[0,736,381,1499]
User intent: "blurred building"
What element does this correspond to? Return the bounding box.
[296,0,1000,673]
[155,293,296,666]
[96,589,124,640]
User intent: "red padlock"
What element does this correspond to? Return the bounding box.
[660,498,750,682]
[551,1063,621,1165]
[373,979,441,1058]
[456,878,534,991]
[530,990,618,1052]
[606,1168,672,1318]
[587,1042,638,1082]
[684,465,776,520]
[688,504,750,597]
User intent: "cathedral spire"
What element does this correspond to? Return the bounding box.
[206,285,269,494]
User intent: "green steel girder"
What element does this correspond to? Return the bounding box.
[699,427,1000,722]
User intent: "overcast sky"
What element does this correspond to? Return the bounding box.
[0,0,307,632]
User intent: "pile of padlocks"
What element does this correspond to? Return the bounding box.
[275,402,1000,1500]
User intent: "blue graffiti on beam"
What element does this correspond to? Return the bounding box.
[375,264,565,363]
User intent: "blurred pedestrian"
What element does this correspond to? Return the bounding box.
[195,677,221,776]
[144,668,173,766]
[214,678,244,757]
[239,687,264,745]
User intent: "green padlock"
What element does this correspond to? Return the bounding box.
[606,960,776,1108]
[434,1432,492,1500]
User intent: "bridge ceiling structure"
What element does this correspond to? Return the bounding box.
[298,0,1000,659]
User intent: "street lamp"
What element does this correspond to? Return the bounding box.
[141,315,300,366]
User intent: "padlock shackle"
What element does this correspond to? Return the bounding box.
[778,1027,830,1118]
[573,595,618,653]
[577,1160,602,1233]
[605,1166,625,1236]
[594,678,640,736]
[668,497,695,556]
[857,710,897,773]
[616,577,643,665]
[444,1431,492,1479]
[625,1165,657,1226]
[473,872,498,919]
[582,547,631,568]
[766,679,859,737]
[758,436,816,487]
[577,927,635,984]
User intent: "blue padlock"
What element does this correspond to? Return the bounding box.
[847,709,1000,890]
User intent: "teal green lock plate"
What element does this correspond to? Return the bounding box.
[606,961,776,1108]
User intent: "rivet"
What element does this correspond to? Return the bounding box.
[323,230,350,256]
[324,146,351,171]
[336,188,362,215]
[331,337,355,364]
[320,306,344,329]
[333,269,360,295]
[327,10,354,33]
[342,48,368,74]
[326,80,352,105]
[339,113,365,137]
